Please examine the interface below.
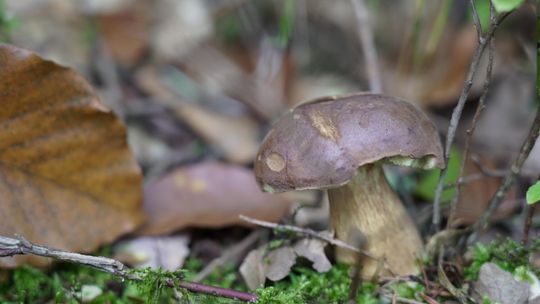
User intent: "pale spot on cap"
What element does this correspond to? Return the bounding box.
[266,153,285,172]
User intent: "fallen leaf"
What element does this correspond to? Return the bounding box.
[114,235,190,271]
[453,156,517,225]
[472,263,530,304]
[293,237,331,273]
[264,246,296,281]
[171,102,259,164]
[138,162,291,235]
[97,1,152,67]
[0,44,143,267]
[239,247,267,290]
[240,237,332,290]
[135,65,258,164]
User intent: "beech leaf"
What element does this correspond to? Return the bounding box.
[138,161,291,235]
[0,44,144,267]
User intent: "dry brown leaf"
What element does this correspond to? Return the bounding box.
[0,44,144,267]
[138,162,291,235]
[453,156,517,225]
[97,1,152,67]
[172,102,259,164]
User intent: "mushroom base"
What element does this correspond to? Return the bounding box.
[328,164,423,278]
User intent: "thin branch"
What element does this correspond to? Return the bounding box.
[447,3,496,227]
[351,0,382,93]
[0,235,258,302]
[239,214,390,270]
[443,170,506,190]
[522,204,536,246]
[432,10,513,230]
[470,106,540,239]
[468,0,483,42]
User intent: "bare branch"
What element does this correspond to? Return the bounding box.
[351,0,382,93]
[239,214,393,275]
[469,0,483,42]
[432,10,513,230]
[0,235,258,302]
[470,106,540,239]
[447,4,496,227]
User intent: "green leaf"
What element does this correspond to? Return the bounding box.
[526,180,540,205]
[491,0,525,13]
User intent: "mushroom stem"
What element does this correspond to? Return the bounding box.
[328,164,423,278]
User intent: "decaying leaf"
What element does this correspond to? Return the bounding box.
[171,102,259,164]
[0,44,144,267]
[264,246,296,281]
[239,247,267,290]
[293,237,332,273]
[138,162,292,235]
[97,1,152,67]
[114,235,190,271]
[240,237,331,290]
[453,156,517,225]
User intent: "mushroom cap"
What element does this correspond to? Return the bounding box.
[254,93,445,192]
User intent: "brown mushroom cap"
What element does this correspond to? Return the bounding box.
[254,93,444,192]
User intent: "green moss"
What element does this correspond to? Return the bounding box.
[464,238,540,281]
[255,264,380,304]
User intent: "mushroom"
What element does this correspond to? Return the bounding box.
[254,93,444,278]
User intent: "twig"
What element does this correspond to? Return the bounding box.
[351,0,382,93]
[443,170,506,189]
[470,106,540,239]
[432,8,513,230]
[239,215,388,268]
[436,245,468,304]
[447,2,496,228]
[0,235,258,302]
[193,230,263,282]
[522,204,536,246]
[468,0,483,42]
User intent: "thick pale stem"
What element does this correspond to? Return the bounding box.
[328,164,423,278]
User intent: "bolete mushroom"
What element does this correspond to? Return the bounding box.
[254,93,444,277]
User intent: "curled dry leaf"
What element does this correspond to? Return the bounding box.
[239,247,267,290]
[0,44,144,267]
[240,237,331,290]
[138,162,292,235]
[264,246,297,282]
[293,237,332,273]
